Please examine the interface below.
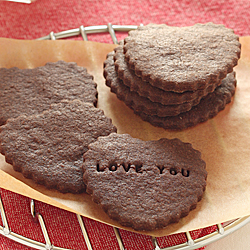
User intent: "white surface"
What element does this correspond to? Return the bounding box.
[205,221,250,250]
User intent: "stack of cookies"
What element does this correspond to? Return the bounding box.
[104,23,241,130]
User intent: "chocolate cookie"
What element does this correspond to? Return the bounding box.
[105,52,202,117]
[0,61,97,126]
[0,100,117,193]
[105,51,236,129]
[135,72,237,130]
[124,23,241,92]
[83,133,207,231]
[114,41,222,105]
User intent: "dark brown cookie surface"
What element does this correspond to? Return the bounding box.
[0,100,117,193]
[83,133,207,231]
[104,51,236,129]
[135,72,237,130]
[114,41,222,105]
[124,23,241,92]
[105,52,202,117]
[0,61,97,126]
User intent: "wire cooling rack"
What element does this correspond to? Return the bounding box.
[1,24,250,250]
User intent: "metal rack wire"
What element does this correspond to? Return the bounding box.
[36,24,140,44]
[1,193,250,250]
[1,24,250,250]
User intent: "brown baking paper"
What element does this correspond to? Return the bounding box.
[0,37,250,237]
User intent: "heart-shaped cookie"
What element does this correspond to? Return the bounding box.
[114,41,222,105]
[83,133,207,231]
[104,51,237,129]
[124,23,241,92]
[105,51,202,117]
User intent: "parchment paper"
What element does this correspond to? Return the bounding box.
[0,37,250,237]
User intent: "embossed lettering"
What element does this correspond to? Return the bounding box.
[170,168,177,175]
[181,169,189,177]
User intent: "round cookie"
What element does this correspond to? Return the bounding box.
[114,41,222,105]
[0,100,117,193]
[105,52,202,117]
[0,61,98,126]
[124,23,241,92]
[83,133,207,231]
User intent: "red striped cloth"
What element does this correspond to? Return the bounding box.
[0,0,249,249]
[0,188,217,250]
[0,0,249,40]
